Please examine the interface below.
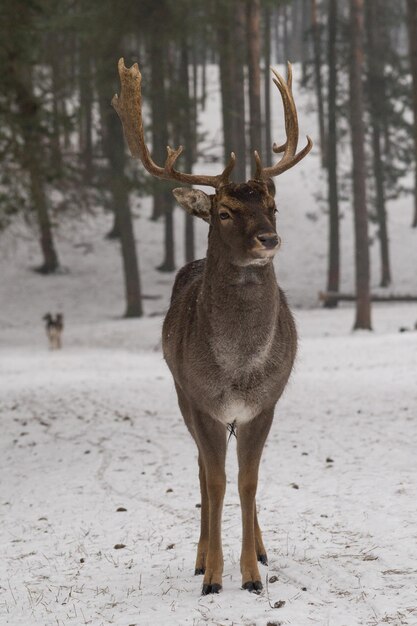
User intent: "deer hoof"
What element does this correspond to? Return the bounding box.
[194,567,205,576]
[258,553,268,566]
[243,580,263,593]
[202,583,222,595]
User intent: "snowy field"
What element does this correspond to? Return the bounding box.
[1,64,417,625]
[1,307,417,626]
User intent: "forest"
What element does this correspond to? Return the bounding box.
[1,0,417,329]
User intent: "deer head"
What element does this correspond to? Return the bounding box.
[112,59,312,267]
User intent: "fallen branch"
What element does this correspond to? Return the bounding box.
[319,291,417,303]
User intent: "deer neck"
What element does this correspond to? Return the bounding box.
[199,245,279,373]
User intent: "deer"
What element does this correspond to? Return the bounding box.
[112,58,312,595]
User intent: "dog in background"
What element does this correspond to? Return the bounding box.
[43,313,64,349]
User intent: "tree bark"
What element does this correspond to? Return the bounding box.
[201,22,207,111]
[148,28,176,271]
[324,0,340,307]
[95,67,120,239]
[349,0,372,330]
[79,34,94,185]
[217,11,234,169]
[95,43,143,316]
[320,292,417,303]
[264,4,272,167]
[29,157,60,273]
[406,0,417,227]
[365,0,391,287]
[233,0,247,181]
[149,37,170,223]
[301,0,310,84]
[180,38,195,263]
[282,4,290,63]
[215,0,246,181]
[49,33,63,173]
[107,112,143,317]
[311,0,327,167]
[246,0,262,162]
[14,70,59,273]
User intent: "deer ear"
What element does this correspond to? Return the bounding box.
[266,178,276,198]
[173,188,212,223]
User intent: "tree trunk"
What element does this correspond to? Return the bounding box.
[180,39,195,264]
[108,113,143,317]
[246,0,262,162]
[349,0,372,330]
[94,45,143,316]
[282,4,290,62]
[149,29,176,271]
[291,0,302,61]
[215,1,245,180]
[232,0,247,181]
[273,6,280,64]
[14,70,59,273]
[406,0,417,227]
[301,0,310,84]
[79,35,93,185]
[95,69,121,239]
[217,17,234,168]
[49,33,63,173]
[201,23,207,111]
[30,158,60,273]
[324,0,340,308]
[365,0,391,287]
[311,0,327,167]
[149,38,170,222]
[264,4,272,167]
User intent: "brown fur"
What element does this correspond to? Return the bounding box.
[162,180,297,594]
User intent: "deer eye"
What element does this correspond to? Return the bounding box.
[219,212,231,220]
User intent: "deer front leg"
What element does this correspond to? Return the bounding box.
[237,408,274,592]
[254,503,268,565]
[192,412,227,595]
[195,453,209,575]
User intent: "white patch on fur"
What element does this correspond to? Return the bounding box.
[217,399,257,425]
[239,257,272,267]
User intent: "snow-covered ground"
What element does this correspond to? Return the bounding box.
[1,64,417,625]
[1,307,417,626]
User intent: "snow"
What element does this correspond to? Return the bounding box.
[1,308,417,626]
[1,64,417,625]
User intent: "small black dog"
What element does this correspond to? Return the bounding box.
[43,313,64,350]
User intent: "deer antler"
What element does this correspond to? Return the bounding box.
[254,62,313,180]
[112,58,236,188]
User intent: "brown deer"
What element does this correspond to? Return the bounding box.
[112,58,312,595]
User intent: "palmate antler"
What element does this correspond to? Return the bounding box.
[112,58,236,188]
[112,58,312,188]
[254,62,313,180]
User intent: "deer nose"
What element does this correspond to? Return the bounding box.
[256,233,280,249]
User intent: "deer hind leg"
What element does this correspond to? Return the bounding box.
[192,411,227,595]
[194,453,209,575]
[237,408,274,592]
